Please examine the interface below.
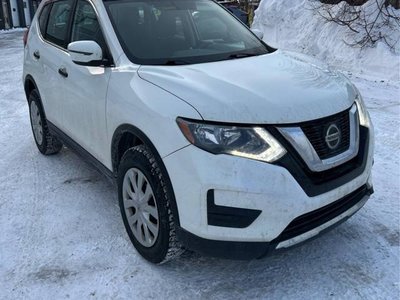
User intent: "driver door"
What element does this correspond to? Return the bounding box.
[61,0,112,165]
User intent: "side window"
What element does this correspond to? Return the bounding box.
[46,0,73,47]
[39,3,51,37]
[71,0,106,52]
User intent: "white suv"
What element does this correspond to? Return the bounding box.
[23,0,374,263]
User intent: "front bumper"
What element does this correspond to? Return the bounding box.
[177,185,373,259]
[163,126,374,259]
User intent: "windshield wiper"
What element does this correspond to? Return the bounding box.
[163,60,190,65]
[227,53,259,60]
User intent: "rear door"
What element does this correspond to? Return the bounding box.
[60,0,112,164]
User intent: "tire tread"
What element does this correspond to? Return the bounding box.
[29,89,63,155]
[120,145,184,264]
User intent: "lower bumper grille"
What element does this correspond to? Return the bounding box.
[276,185,372,243]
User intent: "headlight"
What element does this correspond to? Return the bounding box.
[176,118,286,163]
[355,93,370,127]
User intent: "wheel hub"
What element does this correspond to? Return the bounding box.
[30,101,43,145]
[122,168,159,247]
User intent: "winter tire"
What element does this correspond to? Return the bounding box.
[28,89,63,155]
[118,145,183,264]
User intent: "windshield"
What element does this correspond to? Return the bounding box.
[104,0,269,65]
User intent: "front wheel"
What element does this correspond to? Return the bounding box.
[117,145,183,263]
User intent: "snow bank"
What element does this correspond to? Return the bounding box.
[0,28,26,33]
[252,0,400,82]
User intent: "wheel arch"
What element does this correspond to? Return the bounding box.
[111,123,181,226]
[24,75,49,120]
[24,75,38,100]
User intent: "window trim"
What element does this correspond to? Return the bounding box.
[38,2,52,38]
[44,0,75,49]
[37,0,72,53]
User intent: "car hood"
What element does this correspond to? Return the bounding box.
[137,50,357,124]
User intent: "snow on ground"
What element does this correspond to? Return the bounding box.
[252,0,400,82]
[0,29,399,299]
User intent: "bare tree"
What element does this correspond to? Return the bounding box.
[310,0,400,51]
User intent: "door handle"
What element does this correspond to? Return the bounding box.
[33,50,40,59]
[58,67,68,78]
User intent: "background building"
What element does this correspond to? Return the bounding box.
[0,0,40,30]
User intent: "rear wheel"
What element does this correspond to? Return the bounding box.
[118,145,183,263]
[28,89,63,155]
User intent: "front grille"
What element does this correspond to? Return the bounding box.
[271,126,369,197]
[276,185,370,242]
[301,109,351,159]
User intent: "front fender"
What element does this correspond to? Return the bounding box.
[105,67,202,170]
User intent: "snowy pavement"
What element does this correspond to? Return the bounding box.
[0,30,399,299]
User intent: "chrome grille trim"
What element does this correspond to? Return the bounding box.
[277,104,359,172]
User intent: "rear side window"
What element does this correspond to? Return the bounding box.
[46,0,74,47]
[39,4,51,37]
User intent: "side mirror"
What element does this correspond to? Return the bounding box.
[251,29,264,40]
[68,40,103,66]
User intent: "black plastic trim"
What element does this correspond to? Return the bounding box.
[207,190,261,228]
[69,49,93,55]
[47,121,114,180]
[24,75,39,100]
[72,59,106,67]
[176,226,276,260]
